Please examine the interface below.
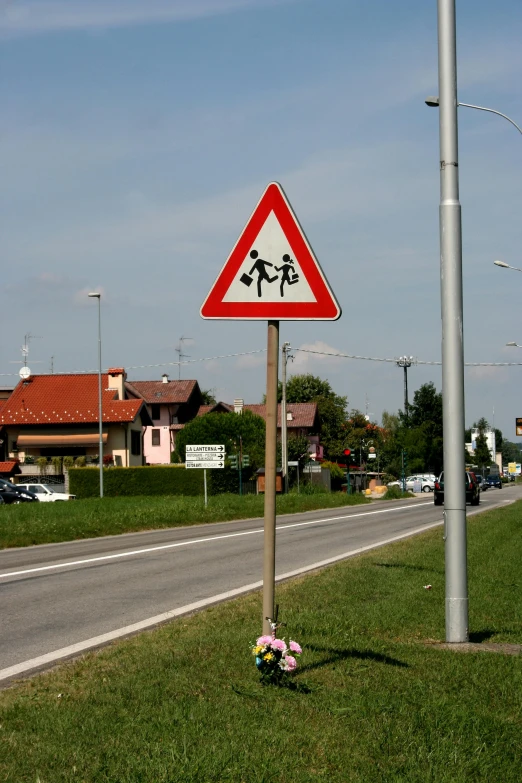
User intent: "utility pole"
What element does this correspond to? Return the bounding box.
[396,356,414,418]
[281,342,292,493]
[437,0,468,642]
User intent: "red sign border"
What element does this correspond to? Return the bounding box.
[200,182,341,320]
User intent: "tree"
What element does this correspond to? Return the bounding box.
[473,432,492,471]
[502,440,520,465]
[200,389,217,405]
[175,410,266,470]
[279,373,349,461]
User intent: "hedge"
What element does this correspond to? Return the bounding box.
[69,466,204,499]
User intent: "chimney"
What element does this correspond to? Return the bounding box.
[107,367,126,400]
[162,374,169,384]
[233,398,244,415]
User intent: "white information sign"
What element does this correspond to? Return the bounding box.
[186,460,224,469]
[186,444,225,454]
[185,444,225,470]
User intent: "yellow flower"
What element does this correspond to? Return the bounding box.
[264,652,274,662]
[252,645,264,655]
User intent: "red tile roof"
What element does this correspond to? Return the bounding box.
[125,379,199,404]
[244,403,318,428]
[197,402,318,428]
[197,402,234,416]
[0,374,144,425]
[0,461,19,474]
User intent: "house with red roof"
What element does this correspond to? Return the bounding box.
[0,368,152,467]
[125,375,203,464]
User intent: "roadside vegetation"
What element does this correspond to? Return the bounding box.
[1,500,521,782]
[0,491,370,549]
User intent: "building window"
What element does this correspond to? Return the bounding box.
[131,430,141,456]
[151,429,161,447]
[151,404,161,421]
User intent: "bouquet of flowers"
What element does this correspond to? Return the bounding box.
[251,617,302,684]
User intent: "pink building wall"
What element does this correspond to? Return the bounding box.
[143,406,172,464]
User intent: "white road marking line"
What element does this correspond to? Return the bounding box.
[0,517,442,683]
[0,502,432,580]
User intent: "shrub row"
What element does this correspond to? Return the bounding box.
[69,466,204,499]
[68,465,257,499]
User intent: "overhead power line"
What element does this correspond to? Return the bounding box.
[2,346,522,378]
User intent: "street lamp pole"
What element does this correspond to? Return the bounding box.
[88,292,103,498]
[396,356,414,418]
[436,0,468,642]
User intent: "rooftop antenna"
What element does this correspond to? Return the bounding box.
[10,333,43,379]
[50,355,55,374]
[175,336,193,380]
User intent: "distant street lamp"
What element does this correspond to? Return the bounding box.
[88,292,103,498]
[425,97,522,135]
[396,356,414,419]
[494,260,522,274]
[506,342,522,348]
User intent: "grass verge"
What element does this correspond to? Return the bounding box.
[0,492,370,549]
[1,501,521,781]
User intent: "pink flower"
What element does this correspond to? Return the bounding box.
[271,638,287,652]
[256,635,272,646]
[289,640,302,654]
[284,655,297,671]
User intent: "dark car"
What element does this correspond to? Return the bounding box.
[485,474,502,489]
[433,471,480,506]
[0,478,38,504]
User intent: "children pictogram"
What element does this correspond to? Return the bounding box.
[240,250,278,298]
[275,254,299,298]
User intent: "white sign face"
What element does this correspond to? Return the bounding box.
[186,444,224,453]
[186,460,224,469]
[222,212,316,304]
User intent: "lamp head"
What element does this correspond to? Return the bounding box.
[493,260,509,269]
[88,292,101,298]
[425,96,440,107]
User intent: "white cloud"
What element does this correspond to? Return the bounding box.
[467,365,510,381]
[0,0,291,37]
[289,341,346,373]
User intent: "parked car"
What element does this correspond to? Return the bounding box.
[387,475,435,492]
[484,474,502,489]
[0,479,38,504]
[475,474,487,491]
[433,471,480,506]
[16,483,76,502]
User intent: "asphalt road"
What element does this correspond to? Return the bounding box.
[1,485,519,683]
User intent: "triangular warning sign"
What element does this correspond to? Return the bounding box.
[200,182,341,320]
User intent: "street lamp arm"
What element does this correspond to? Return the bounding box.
[494,260,522,273]
[458,102,522,135]
[425,96,522,135]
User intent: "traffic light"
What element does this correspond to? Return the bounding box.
[229,454,238,470]
[242,454,250,468]
[343,448,354,462]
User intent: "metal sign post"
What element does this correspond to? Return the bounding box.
[263,320,279,635]
[185,445,224,509]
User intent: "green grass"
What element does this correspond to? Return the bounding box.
[0,492,370,549]
[1,501,521,782]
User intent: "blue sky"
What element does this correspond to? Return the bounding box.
[2,0,522,440]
